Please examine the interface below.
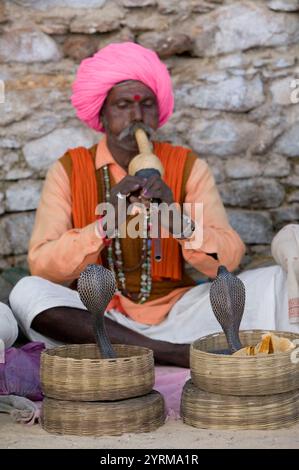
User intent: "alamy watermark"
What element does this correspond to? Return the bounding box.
[0,80,4,104]
[290,79,299,104]
[95,200,204,250]
[291,339,299,364]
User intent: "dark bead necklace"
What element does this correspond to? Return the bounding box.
[102,165,152,303]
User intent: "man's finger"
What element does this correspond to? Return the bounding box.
[128,195,140,204]
[142,180,163,199]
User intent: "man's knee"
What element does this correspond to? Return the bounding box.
[9,276,43,315]
[0,302,18,348]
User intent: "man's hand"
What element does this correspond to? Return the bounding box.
[139,174,174,205]
[106,174,174,236]
[111,174,174,207]
[110,175,145,209]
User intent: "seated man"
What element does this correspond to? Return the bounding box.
[0,302,18,349]
[9,43,298,368]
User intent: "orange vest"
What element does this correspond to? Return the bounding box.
[60,142,197,302]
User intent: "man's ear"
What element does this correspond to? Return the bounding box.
[100,112,108,131]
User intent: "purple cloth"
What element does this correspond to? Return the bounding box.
[0,342,45,401]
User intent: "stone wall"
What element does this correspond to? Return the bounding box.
[1,0,299,273]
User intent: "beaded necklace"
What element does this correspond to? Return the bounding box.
[102,165,152,304]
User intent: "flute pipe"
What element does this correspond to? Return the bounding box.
[129,126,164,177]
[134,127,152,155]
[153,238,162,262]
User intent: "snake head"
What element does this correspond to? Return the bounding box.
[77,264,116,315]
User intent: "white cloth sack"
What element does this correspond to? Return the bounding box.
[272,224,299,323]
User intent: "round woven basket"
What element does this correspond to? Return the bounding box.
[41,344,154,401]
[41,391,165,436]
[181,380,299,430]
[191,330,299,396]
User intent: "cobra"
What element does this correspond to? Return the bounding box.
[78,264,117,359]
[209,265,245,354]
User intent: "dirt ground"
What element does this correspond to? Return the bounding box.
[0,414,299,449]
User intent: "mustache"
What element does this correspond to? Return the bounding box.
[117,123,155,142]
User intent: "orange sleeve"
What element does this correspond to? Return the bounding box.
[28,161,104,284]
[179,158,246,277]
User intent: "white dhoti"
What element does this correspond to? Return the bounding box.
[9,265,299,349]
[0,302,18,349]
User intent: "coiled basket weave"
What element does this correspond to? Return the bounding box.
[41,343,155,401]
[190,330,299,396]
[42,391,165,436]
[41,344,166,436]
[181,330,299,430]
[181,380,299,430]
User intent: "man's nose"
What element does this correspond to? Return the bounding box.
[130,103,142,122]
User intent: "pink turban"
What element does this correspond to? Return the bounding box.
[71,42,174,133]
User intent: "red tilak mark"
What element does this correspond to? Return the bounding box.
[133,94,141,101]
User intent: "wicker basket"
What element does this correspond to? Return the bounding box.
[181,380,299,430]
[41,344,154,401]
[41,391,165,436]
[191,330,299,396]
